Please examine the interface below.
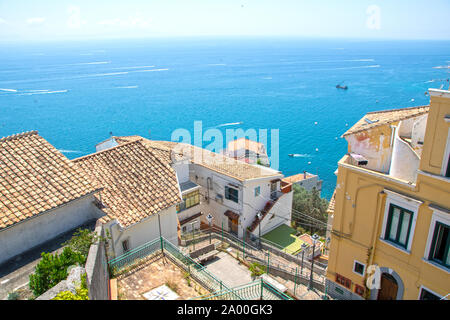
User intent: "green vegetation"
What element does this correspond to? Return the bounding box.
[52,274,89,300]
[29,247,85,297]
[261,224,307,255]
[248,262,266,277]
[62,228,110,263]
[291,185,329,237]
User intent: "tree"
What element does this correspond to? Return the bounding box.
[29,247,85,297]
[291,184,329,237]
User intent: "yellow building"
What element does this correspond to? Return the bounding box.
[326,89,450,300]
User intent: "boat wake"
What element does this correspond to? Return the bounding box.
[288,154,311,158]
[216,122,243,127]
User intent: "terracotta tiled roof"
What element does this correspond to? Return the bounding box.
[282,172,315,184]
[342,105,429,137]
[326,189,336,215]
[73,140,181,228]
[0,131,99,230]
[115,136,281,182]
[224,210,240,221]
[227,138,265,153]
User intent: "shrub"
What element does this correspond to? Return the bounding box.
[52,287,89,300]
[29,247,85,297]
[249,262,266,277]
[62,228,110,263]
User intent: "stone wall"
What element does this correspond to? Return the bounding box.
[85,223,110,300]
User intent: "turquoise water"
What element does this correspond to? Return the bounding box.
[1,38,449,198]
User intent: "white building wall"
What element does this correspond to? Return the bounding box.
[255,191,293,236]
[96,138,119,152]
[389,123,420,183]
[105,205,178,258]
[188,164,243,232]
[345,132,392,173]
[242,179,274,232]
[0,194,102,265]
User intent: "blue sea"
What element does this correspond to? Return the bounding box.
[1,38,449,199]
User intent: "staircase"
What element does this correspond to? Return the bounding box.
[248,199,278,233]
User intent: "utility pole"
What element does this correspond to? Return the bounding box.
[257,212,262,249]
[309,234,319,290]
[191,221,196,251]
[158,213,164,255]
[301,243,307,277]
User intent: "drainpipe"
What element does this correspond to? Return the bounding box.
[365,191,386,297]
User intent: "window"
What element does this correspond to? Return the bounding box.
[384,204,413,249]
[353,261,366,276]
[225,186,239,203]
[177,190,200,212]
[122,239,129,253]
[446,154,450,178]
[354,284,365,297]
[428,222,450,268]
[441,128,450,178]
[335,273,351,289]
[254,186,261,197]
[419,288,441,300]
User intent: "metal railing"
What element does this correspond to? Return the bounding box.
[191,278,293,300]
[180,226,328,296]
[108,236,231,296]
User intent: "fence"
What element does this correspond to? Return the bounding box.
[108,236,231,296]
[181,226,327,276]
[191,278,293,300]
[108,236,293,300]
[180,226,329,297]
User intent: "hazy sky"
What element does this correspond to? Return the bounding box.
[0,0,449,41]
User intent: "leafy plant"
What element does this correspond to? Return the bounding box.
[29,247,85,297]
[183,272,191,286]
[53,273,88,300]
[249,262,266,277]
[62,228,110,263]
[52,287,89,300]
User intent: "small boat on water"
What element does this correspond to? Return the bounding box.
[336,83,348,90]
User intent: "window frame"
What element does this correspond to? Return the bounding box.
[225,186,239,203]
[440,128,450,178]
[380,190,422,253]
[424,206,450,273]
[384,204,414,249]
[122,239,130,253]
[177,190,200,212]
[254,186,261,197]
[418,286,444,300]
[428,222,450,268]
[353,260,366,276]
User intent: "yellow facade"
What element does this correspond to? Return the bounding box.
[327,89,450,300]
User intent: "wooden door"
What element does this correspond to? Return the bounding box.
[229,217,239,235]
[377,273,398,300]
